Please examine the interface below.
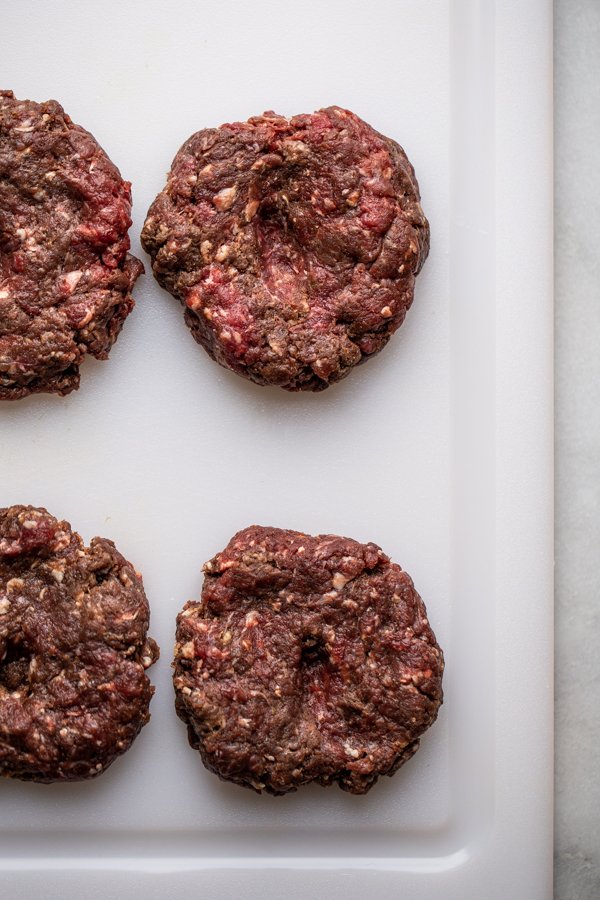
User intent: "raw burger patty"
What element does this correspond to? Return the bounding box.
[0,91,143,400]
[173,526,443,795]
[142,107,429,391]
[0,505,159,782]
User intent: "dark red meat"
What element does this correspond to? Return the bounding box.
[142,107,429,391]
[0,505,159,782]
[0,91,143,400]
[173,526,443,795]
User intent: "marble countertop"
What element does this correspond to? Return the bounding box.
[554,1,600,897]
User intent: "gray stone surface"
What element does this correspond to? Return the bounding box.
[555,1,600,898]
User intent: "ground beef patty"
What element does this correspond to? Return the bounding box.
[0,91,143,400]
[0,506,159,782]
[173,526,443,795]
[142,107,429,391]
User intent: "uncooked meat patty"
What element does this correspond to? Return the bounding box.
[173,526,443,795]
[0,505,159,782]
[0,91,143,400]
[142,107,429,391]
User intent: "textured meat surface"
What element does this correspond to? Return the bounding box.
[0,91,143,400]
[174,526,443,795]
[0,506,159,782]
[142,107,429,391]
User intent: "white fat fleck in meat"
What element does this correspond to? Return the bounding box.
[6,578,24,592]
[282,140,310,162]
[213,186,237,211]
[244,610,259,628]
[180,641,195,659]
[268,335,285,356]
[62,270,83,294]
[118,569,133,587]
[244,199,260,221]
[53,531,71,551]
[332,572,350,591]
[0,597,10,614]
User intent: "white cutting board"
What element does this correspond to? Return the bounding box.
[0,0,553,897]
